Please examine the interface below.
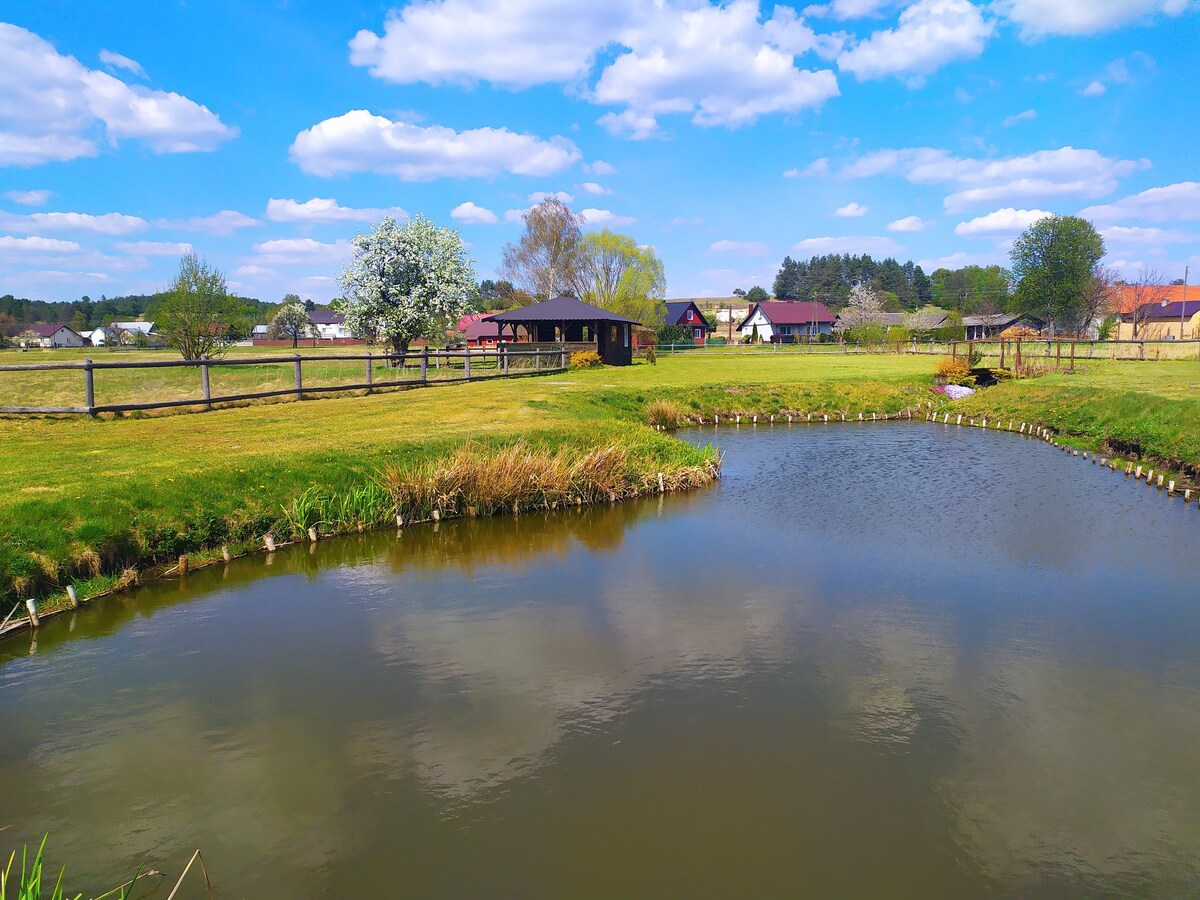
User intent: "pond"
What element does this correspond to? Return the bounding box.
[1,423,1198,897]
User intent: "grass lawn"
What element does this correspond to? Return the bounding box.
[2,350,1196,613]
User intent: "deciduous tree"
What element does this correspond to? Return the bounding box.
[269,301,314,348]
[575,229,666,325]
[154,253,243,360]
[500,198,584,300]
[338,215,476,357]
[1010,215,1105,336]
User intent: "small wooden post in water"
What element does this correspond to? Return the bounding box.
[66,586,79,609]
[25,598,39,628]
[200,353,212,410]
[83,357,95,417]
[293,354,303,400]
[222,545,231,562]
[264,533,276,552]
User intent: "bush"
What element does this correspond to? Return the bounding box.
[570,349,602,367]
[656,324,692,347]
[934,356,975,386]
[644,346,657,366]
[646,399,685,428]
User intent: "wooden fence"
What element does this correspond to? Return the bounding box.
[946,337,1200,367]
[0,346,568,416]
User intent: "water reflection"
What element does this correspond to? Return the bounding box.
[1,425,1198,896]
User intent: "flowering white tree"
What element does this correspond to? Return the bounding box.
[338,215,476,357]
[839,281,884,328]
[268,301,314,347]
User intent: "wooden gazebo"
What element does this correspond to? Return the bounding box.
[484,297,640,366]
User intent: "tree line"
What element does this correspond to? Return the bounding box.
[0,290,273,338]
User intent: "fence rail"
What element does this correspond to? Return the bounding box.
[0,346,568,416]
[653,337,1200,361]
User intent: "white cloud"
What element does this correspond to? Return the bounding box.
[451,201,498,224]
[528,191,574,204]
[786,157,830,177]
[993,0,1193,39]
[708,240,771,255]
[249,238,352,267]
[1100,225,1197,245]
[954,207,1052,236]
[349,0,635,88]
[579,208,636,226]
[156,210,261,235]
[842,146,1146,212]
[290,110,581,180]
[0,23,236,166]
[350,1,840,134]
[580,182,612,195]
[1081,80,1106,97]
[887,215,934,232]
[0,210,148,235]
[804,0,901,19]
[1003,109,1037,126]
[265,197,407,224]
[4,189,53,206]
[0,235,82,253]
[232,264,281,279]
[115,240,194,256]
[834,201,869,216]
[593,3,840,130]
[597,110,662,141]
[98,49,146,78]
[837,0,994,82]
[1080,182,1200,222]
[586,160,617,176]
[792,235,904,255]
[504,208,531,224]
[917,250,1003,269]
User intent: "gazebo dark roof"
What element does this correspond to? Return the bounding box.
[483,296,640,326]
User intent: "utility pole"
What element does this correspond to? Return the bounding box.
[1181,265,1189,340]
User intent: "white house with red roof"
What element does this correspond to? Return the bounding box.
[737,300,836,343]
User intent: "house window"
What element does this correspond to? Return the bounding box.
[687,309,694,321]
[624,325,629,348]
[694,327,703,339]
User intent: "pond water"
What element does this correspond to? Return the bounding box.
[2,423,1199,898]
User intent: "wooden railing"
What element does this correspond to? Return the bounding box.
[0,346,568,416]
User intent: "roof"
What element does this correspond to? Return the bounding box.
[25,323,74,338]
[457,312,486,331]
[308,309,344,325]
[664,300,712,328]
[111,321,155,334]
[484,296,640,325]
[463,318,506,340]
[1111,283,1193,314]
[962,313,1022,327]
[1132,299,1200,320]
[738,300,836,329]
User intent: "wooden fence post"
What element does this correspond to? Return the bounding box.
[365,350,372,393]
[502,345,509,375]
[421,346,429,382]
[464,348,471,380]
[200,354,212,409]
[83,357,95,416]
[293,354,303,399]
[535,348,541,372]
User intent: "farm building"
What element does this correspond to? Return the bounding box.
[20,324,85,348]
[738,300,836,342]
[484,296,639,365]
[663,300,713,345]
[1117,296,1200,341]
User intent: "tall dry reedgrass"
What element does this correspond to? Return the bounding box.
[646,399,686,428]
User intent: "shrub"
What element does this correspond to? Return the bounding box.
[644,346,657,365]
[570,349,602,368]
[934,356,975,386]
[646,399,685,428]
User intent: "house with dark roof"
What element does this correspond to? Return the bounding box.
[663,300,712,345]
[737,300,836,343]
[20,323,85,349]
[308,308,350,339]
[962,313,1027,340]
[484,296,639,365]
[1117,297,1200,341]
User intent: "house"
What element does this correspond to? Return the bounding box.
[962,314,1025,340]
[484,296,639,365]
[20,323,85,348]
[107,321,160,346]
[664,300,712,345]
[463,317,520,348]
[251,324,270,340]
[308,309,351,340]
[738,300,836,343]
[82,327,108,346]
[1118,298,1200,341]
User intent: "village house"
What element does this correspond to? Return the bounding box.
[1114,285,1199,340]
[308,309,351,340]
[962,313,1027,340]
[738,300,836,342]
[20,323,86,348]
[663,300,713,345]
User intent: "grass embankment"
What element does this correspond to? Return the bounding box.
[2,353,1197,623]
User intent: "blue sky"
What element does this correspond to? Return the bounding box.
[1,0,1197,304]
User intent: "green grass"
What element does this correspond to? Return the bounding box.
[2,352,1197,615]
